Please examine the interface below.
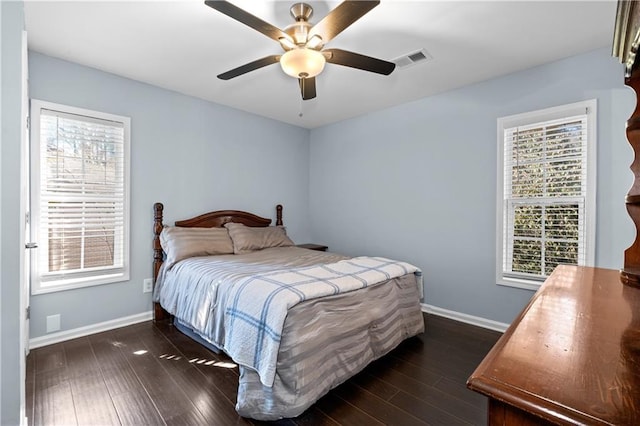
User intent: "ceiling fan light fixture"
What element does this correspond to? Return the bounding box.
[280,48,326,78]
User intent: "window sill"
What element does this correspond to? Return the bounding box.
[497,277,542,291]
[32,271,129,295]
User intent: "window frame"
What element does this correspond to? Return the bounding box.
[496,100,597,290]
[30,99,131,295]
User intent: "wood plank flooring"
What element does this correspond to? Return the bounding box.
[26,314,501,425]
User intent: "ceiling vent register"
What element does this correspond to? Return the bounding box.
[394,49,433,69]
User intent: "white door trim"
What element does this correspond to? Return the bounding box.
[19,29,29,426]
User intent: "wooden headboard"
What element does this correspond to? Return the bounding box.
[152,202,283,321]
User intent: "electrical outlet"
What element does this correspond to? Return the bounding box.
[46,314,61,333]
[143,278,153,293]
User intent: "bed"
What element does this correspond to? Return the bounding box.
[151,202,425,420]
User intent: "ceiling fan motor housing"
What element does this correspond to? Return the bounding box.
[285,3,316,46]
[290,3,313,22]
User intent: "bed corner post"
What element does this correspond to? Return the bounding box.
[153,202,168,322]
[276,204,283,226]
[153,202,164,281]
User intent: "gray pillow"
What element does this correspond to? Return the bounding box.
[224,222,294,254]
[160,226,234,268]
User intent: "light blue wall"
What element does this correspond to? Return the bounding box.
[25,46,636,336]
[1,2,25,424]
[309,48,634,324]
[28,52,311,338]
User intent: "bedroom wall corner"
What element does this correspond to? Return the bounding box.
[27,52,312,340]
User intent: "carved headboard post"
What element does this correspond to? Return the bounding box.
[153,202,164,283]
[276,204,283,226]
[152,203,170,322]
[614,1,640,286]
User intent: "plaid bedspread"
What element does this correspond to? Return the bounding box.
[223,256,419,387]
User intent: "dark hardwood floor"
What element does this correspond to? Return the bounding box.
[26,313,501,425]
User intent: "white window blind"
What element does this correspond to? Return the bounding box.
[497,100,596,289]
[31,100,130,294]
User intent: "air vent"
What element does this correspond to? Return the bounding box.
[393,48,433,69]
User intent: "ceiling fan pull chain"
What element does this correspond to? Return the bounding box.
[298,86,304,117]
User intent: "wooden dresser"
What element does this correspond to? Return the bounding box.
[467,265,640,425]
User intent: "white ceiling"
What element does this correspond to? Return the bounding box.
[24,1,617,129]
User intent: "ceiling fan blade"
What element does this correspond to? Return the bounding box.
[298,77,317,100]
[324,48,395,75]
[217,55,280,80]
[309,1,380,44]
[205,1,293,44]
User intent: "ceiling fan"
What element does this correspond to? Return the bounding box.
[205,0,396,101]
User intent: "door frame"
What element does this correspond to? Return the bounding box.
[19,28,29,426]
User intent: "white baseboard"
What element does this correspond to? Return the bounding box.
[28,306,505,349]
[29,311,153,349]
[421,303,509,333]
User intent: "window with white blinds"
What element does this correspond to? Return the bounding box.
[30,100,130,294]
[496,100,596,290]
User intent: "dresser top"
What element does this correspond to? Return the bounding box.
[468,265,640,425]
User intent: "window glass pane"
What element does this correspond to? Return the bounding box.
[545,240,579,275]
[545,204,579,240]
[513,205,542,238]
[511,129,544,162]
[512,239,542,275]
[48,225,82,272]
[83,228,116,268]
[546,122,583,160]
[546,159,582,197]
[511,163,544,197]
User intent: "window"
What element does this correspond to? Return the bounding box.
[30,100,130,294]
[496,100,596,290]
